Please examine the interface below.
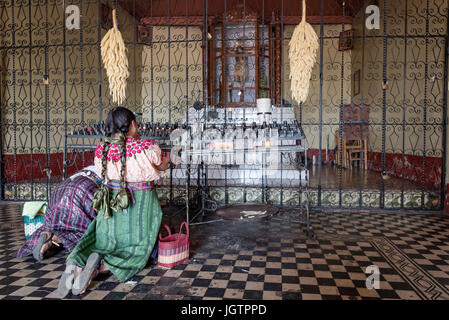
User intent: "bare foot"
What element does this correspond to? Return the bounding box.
[40,232,53,255]
[79,269,99,295]
[52,234,62,244]
[75,266,83,278]
[98,263,109,274]
[41,232,62,256]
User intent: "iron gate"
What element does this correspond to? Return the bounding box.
[0,0,447,211]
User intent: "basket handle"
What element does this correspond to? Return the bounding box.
[179,221,189,237]
[159,224,172,240]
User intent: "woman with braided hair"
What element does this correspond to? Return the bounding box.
[58,107,170,298]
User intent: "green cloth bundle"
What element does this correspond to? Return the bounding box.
[92,136,131,218]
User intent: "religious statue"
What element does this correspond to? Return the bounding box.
[232,39,248,84]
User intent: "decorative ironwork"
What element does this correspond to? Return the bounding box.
[0,0,446,214]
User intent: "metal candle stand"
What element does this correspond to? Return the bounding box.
[184,120,313,237]
[64,119,313,237]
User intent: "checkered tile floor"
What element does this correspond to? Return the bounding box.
[1,202,449,300]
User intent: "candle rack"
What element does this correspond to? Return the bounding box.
[63,118,313,237]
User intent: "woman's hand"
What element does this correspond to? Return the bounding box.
[156,153,170,171]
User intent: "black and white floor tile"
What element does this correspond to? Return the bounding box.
[1,202,449,300]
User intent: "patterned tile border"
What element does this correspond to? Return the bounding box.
[370,237,449,300]
[315,232,449,300]
[4,183,438,210]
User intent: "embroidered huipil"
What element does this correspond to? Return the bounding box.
[68,136,164,282]
[94,137,162,183]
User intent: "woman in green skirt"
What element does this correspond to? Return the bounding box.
[58,107,170,297]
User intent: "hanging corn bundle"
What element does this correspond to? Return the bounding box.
[101,9,129,105]
[288,0,319,104]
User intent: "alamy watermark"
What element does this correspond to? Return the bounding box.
[365,265,380,289]
[65,5,80,30]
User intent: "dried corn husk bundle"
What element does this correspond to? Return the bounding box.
[101,9,129,105]
[288,0,319,104]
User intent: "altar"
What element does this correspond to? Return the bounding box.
[169,106,309,188]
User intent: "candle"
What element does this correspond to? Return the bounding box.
[235,130,244,165]
[264,140,270,148]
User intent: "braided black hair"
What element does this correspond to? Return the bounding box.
[101,140,111,181]
[106,107,136,138]
[104,107,136,186]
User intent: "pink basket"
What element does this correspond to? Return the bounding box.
[157,222,189,268]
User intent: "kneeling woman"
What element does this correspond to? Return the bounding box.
[58,107,169,297]
[16,165,101,261]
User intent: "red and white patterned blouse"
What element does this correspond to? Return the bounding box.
[94,136,162,183]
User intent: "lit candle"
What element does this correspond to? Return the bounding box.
[264,140,270,148]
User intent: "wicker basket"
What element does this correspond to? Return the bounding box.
[157,222,189,269]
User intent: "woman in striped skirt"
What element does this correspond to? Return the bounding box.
[58,107,170,297]
[16,165,101,261]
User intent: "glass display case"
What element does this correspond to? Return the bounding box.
[208,4,278,108]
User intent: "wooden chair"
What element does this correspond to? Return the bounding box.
[334,130,344,167]
[347,140,362,167]
[335,130,368,169]
[334,104,369,169]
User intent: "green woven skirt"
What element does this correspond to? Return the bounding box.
[67,187,162,282]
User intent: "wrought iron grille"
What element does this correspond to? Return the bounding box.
[0,0,447,211]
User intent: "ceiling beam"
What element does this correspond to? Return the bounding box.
[140,15,353,26]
